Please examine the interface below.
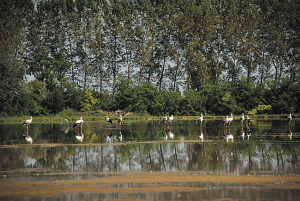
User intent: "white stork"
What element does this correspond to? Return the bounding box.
[22,116,33,127]
[223,116,229,126]
[198,113,204,123]
[287,113,292,121]
[163,116,168,123]
[228,113,234,124]
[118,115,123,123]
[168,115,174,122]
[240,113,245,122]
[246,115,251,124]
[106,116,113,124]
[73,117,83,128]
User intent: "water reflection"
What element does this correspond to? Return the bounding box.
[106,132,113,143]
[1,119,299,144]
[22,134,33,144]
[163,124,174,140]
[223,131,233,142]
[0,119,299,200]
[0,120,299,177]
[288,121,293,139]
[62,119,69,133]
[198,123,204,141]
[74,132,84,142]
[44,186,298,201]
[0,140,299,178]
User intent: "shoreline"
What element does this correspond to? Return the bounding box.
[0,114,299,124]
[1,172,300,197]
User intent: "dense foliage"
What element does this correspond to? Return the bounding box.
[1,0,299,116]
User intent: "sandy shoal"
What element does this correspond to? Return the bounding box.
[1,172,300,197]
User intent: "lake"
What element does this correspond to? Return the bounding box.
[0,118,300,200]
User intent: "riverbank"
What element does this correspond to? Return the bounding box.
[0,112,299,124]
[1,171,300,197]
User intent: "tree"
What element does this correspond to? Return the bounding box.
[0,0,33,115]
[113,76,135,111]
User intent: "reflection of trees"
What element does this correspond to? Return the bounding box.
[1,141,300,176]
[1,120,300,176]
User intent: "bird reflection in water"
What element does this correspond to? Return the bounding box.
[22,131,33,144]
[198,123,204,141]
[24,135,33,144]
[168,131,174,139]
[74,132,84,142]
[223,122,233,142]
[163,132,168,140]
[223,131,233,142]
[245,123,251,140]
[61,119,69,133]
[118,122,124,142]
[118,132,123,142]
[21,128,33,144]
[163,123,174,140]
[240,124,245,140]
[107,132,113,143]
[288,121,293,140]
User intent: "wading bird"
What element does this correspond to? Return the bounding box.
[73,117,83,128]
[246,115,251,124]
[118,115,122,123]
[228,113,234,124]
[223,116,229,126]
[287,113,292,121]
[163,116,168,124]
[22,116,33,127]
[106,116,113,124]
[240,113,245,122]
[168,115,174,122]
[198,113,204,123]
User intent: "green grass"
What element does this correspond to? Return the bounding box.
[0,109,299,124]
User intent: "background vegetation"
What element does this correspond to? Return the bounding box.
[1,0,299,117]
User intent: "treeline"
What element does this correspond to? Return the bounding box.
[1,0,299,116]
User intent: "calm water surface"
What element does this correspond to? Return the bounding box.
[0,119,299,200]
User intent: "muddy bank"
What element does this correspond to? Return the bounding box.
[1,171,300,197]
